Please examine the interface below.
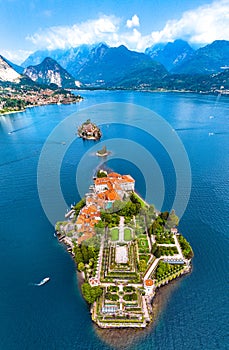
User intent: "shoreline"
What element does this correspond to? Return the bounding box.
[0,99,82,117]
[0,108,26,116]
[93,273,188,349]
[76,87,229,96]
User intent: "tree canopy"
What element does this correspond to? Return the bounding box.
[81,283,103,304]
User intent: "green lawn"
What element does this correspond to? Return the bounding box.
[137,237,149,253]
[139,239,149,247]
[124,228,132,241]
[110,228,119,241]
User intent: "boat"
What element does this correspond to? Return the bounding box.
[37,277,50,286]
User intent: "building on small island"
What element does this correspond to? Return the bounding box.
[78,119,102,140]
[55,170,193,329]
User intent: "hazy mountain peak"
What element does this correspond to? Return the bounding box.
[145,39,194,71]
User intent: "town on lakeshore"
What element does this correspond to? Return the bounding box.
[56,170,193,329]
[0,83,83,115]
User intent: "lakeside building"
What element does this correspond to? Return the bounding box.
[75,172,135,244]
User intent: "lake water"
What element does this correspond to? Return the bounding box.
[0,91,228,350]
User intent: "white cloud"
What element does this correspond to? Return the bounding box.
[148,0,229,46]
[27,15,120,50]
[26,1,229,53]
[126,15,140,28]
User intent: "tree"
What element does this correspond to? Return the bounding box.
[81,283,103,304]
[78,262,85,271]
[89,258,94,267]
[154,246,162,258]
[139,259,147,272]
[178,234,194,259]
[81,244,89,263]
[73,198,86,217]
[152,243,157,254]
[74,246,84,264]
[88,246,96,260]
[97,170,107,178]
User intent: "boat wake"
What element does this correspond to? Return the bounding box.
[32,277,50,287]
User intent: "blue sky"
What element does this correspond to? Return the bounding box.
[1,0,229,63]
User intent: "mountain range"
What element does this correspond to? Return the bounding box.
[0,39,229,92]
[22,43,167,87]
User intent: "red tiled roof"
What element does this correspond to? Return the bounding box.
[105,189,120,201]
[145,279,154,286]
[108,172,121,178]
[94,178,109,185]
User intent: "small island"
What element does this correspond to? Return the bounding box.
[56,171,193,328]
[96,145,110,157]
[78,119,102,140]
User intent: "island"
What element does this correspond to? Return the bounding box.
[78,119,102,140]
[96,145,110,157]
[55,171,193,328]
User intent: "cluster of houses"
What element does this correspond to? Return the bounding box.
[75,172,135,244]
[0,85,81,113]
[78,120,102,140]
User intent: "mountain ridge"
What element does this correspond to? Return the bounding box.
[24,57,80,88]
[0,55,22,82]
[171,40,229,74]
[145,39,195,71]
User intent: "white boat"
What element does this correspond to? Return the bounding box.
[37,277,50,286]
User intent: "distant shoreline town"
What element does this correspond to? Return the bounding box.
[0,83,83,115]
[56,171,193,328]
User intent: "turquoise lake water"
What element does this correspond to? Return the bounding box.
[0,91,228,349]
